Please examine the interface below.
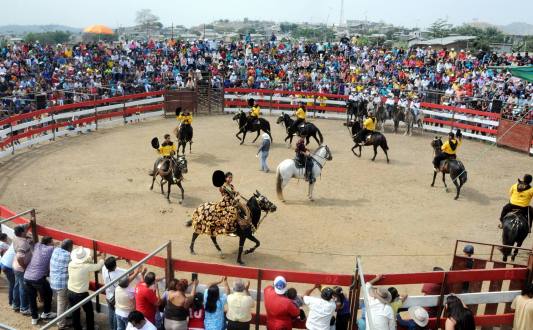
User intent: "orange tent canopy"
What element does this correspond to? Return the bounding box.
[83,24,114,35]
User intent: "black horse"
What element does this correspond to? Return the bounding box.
[232,111,272,144]
[392,105,405,134]
[350,120,390,163]
[346,99,367,122]
[276,113,324,146]
[174,124,193,154]
[430,137,468,200]
[149,155,188,203]
[187,191,277,265]
[501,212,529,262]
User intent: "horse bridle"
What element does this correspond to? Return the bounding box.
[309,145,330,169]
[250,195,272,233]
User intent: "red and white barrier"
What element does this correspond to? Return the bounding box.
[0,204,525,329]
[0,91,165,158]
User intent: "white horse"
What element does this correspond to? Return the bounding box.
[276,145,333,201]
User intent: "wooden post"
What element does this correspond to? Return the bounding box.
[165,240,174,288]
[255,269,263,330]
[92,240,101,313]
[51,112,56,141]
[94,95,98,131]
[349,259,360,330]
[435,272,448,330]
[29,209,38,244]
[207,72,212,114]
[528,246,533,284]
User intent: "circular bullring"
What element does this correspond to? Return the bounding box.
[0,114,531,274]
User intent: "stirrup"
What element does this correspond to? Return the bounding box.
[498,223,503,229]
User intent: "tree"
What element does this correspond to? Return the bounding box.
[25,31,71,44]
[280,23,298,33]
[135,9,161,37]
[428,19,451,38]
[451,24,506,51]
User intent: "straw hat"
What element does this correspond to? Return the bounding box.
[408,306,429,327]
[371,287,392,304]
[71,247,92,264]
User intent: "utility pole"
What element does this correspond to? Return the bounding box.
[339,0,344,29]
[172,22,174,40]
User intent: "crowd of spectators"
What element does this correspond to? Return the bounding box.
[1,224,532,330]
[1,36,531,121]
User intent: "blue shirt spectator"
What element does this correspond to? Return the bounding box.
[49,244,71,290]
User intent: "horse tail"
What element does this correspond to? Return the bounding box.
[276,167,283,200]
[173,126,179,138]
[457,161,468,184]
[316,127,324,144]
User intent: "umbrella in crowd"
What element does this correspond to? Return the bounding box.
[83,24,114,35]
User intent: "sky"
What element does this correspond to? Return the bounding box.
[2,0,532,29]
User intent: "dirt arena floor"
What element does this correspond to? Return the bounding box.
[1,114,532,328]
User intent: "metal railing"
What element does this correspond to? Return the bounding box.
[0,208,38,243]
[40,240,171,330]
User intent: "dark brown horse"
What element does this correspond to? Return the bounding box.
[501,211,529,262]
[350,120,390,163]
[430,137,467,200]
[150,155,188,203]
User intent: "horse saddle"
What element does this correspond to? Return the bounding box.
[157,158,170,171]
[293,157,306,168]
[236,202,252,230]
[298,123,306,129]
[439,157,456,172]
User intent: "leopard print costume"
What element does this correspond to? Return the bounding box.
[191,184,250,236]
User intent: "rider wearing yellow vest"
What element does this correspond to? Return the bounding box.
[177,112,193,125]
[250,105,261,119]
[499,174,533,228]
[158,134,177,157]
[354,112,376,142]
[290,104,307,133]
[433,131,462,171]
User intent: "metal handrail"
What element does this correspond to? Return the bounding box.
[0,209,35,225]
[40,240,171,330]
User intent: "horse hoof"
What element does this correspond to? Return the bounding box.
[190,249,196,255]
[445,188,449,193]
[430,184,435,187]
[454,196,459,200]
[179,200,183,205]
[219,253,225,259]
[237,260,245,265]
[244,249,253,255]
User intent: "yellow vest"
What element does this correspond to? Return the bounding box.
[363,117,376,131]
[295,108,306,120]
[441,139,461,155]
[177,114,192,125]
[159,144,176,156]
[509,183,533,207]
[250,106,261,118]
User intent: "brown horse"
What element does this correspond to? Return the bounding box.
[149,156,188,203]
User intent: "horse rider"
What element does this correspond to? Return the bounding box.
[398,94,409,111]
[499,174,533,229]
[433,130,462,172]
[354,111,377,143]
[385,92,395,117]
[153,134,177,178]
[248,100,261,127]
[410,95,421,117]
[295,136,315,183]
[177,110,193,141]
[220,172,250,230]
[290,103,306,134]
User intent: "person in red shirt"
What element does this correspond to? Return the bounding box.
[135,272,161,324]
[188,292,205,330]
[264,276,300,330]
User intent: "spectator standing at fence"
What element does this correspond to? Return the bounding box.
[444,295,475,330]
[302,284,337,330]
[116,277,137,330]
[164,278,199,330]
[12,224,32,315]
[1,241,16,309]
[103,257,145,330]
[421,267,447,317]
[510,283,533,330]
[126,310,157,330]
[50,239,73,330]
[188,292,205,330]
[226,279,254,330]
[204,276,230,330]
[364,274,395,330]
[264,276,300,330]
[332,287,350,330]
[135,271,162,325]
[23,236,56,325]
[256,133,271,173]
[68,246,105,330]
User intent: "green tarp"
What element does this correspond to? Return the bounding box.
[489,66,533,82]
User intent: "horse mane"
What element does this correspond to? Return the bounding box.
[247,196,261,227]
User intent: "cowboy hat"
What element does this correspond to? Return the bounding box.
[371,287,392,304]
[71,247,92,264]
[408,306,429,327]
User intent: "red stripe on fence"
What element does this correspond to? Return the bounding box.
[424,117,498,135]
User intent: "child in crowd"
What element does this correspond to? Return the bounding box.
[388,287,408,315]
[0,233,9,256]
[188,292,205,330]
[286,288,306,320]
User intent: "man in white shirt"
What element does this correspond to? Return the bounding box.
[365,275,395,330]
[302,284,337,330]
